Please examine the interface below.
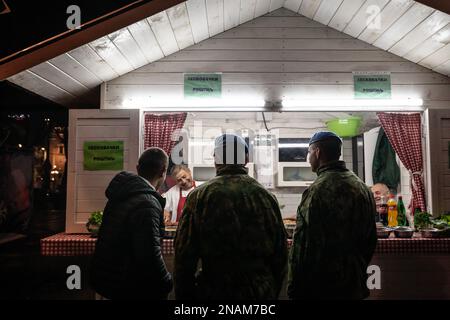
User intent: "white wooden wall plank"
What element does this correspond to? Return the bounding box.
[269,0,285,12]
[8,70,76,105]
[147,11,179,56]
[68,45,119,82]
[358,0,414,44]
[108,28,149,69]
[186,0,210,43]
[420,43,450,69]
[127,20,164,63]
[109,72,450,86]
[49,53,102,89]
[189,38,376,50]
[241,15,325,28]
[167,3,195,50]
[314,0,343,26]
[206,0,225,37]
[389,11,450,57]
[404,24,450,63]
[284,0,303,13]
[224,0,241,30]
[147,49,404,63]
[30,62,90,97]
[240,0,257,24]
[137,60,432,73]
[255,0,271,17]
[299,0,323,19]
[328,0,365,32]
[372,3,434,51]
[89,36,133,76]
[214,27,350,39]
[343,0,390,38]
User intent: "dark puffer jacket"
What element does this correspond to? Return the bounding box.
[90,171,173,299]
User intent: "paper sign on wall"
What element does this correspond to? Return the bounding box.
[354,71,391,99]
[83,141,124,171]
[184,73,222,99]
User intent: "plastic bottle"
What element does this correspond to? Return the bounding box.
[397,195,408,226]
[387,194,398,227]
[379,195,388,226]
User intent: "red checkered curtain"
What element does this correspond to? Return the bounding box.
[377,112,426,212]
[144,113,187,155]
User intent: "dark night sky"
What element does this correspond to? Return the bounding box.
[0,0,146,60]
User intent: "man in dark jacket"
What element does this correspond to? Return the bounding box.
[288,131,377,300]
[174,134,288,300]
[91,147,173,299]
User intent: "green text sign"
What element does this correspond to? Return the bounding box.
[83,141,124,171]
[354,72,391,99]
[184,73,222,99]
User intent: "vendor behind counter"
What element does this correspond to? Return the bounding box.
[163,165,196,225]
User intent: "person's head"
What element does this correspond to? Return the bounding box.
[136,147,168,190]
[307,131,342,172]
[371,183,390,204]
[171,165,193,191]
[213,133,249,169]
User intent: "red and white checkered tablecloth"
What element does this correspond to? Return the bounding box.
[40,233,174,257]
[41,233,450,257]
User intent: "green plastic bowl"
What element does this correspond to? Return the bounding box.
[326,117,361,138]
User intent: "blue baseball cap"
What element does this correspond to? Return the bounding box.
[309,131,342,146]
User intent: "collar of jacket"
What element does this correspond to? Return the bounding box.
[316,160,348,176]
[216,165,249,176]
[149,188,166,209]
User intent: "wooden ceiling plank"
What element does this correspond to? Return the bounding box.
[255,0,272,17]
[314,0,343,26]
[0,0,185,80]
[414,0,450,16]
[206,0,225,37]
[49,53,103,88]
[30,62,90,97]
[328,0,365,32]
[186,0,209,44]
[127,19,164,63]
[284,0,303,13]
[270,0,286,12]
[358,0,415,44]
[406,23,450,63]
[8,70,76,105]
[343,0,390,38]
[420,43,450,69]
[240,0,257,24]
[433,59,450,77]
[389,10,450,56]
[89,36,134,76]
[147,11,179,56]
[373,2,435,50]
[299,0,323,19]
[167,3,195,50]
[224,0,241,30]
[108,27,149,69]
[68,45,119,82]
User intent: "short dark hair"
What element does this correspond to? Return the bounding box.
[312,137,342,161]
[137,147,168,180]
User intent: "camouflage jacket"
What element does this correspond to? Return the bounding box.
[288,161,377,300]
[174,165,288,300]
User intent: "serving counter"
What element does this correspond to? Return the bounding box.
[40,232,450,256]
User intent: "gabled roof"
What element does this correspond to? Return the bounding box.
[2,0,450,108]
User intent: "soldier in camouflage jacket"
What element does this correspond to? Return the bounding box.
[174,134,288,300]
[288,132,377,300]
